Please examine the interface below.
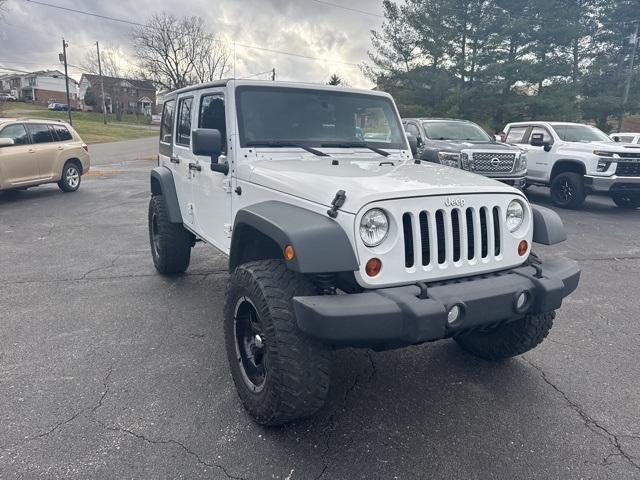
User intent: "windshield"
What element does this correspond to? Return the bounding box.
[422,121,491,142]
[551,124,611,143]
[236,86,407,150]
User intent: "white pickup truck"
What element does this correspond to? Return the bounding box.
[503,121,640,209]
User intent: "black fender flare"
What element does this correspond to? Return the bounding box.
[150,166,182,223]
[231,201,359,273]
[531,205,566,245]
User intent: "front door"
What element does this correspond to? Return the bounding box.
[520,126,554,182]
[190,89,232,252]
[0,123,39,186]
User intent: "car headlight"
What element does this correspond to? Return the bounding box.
[593,150,614,157]
[461,152,474,170]
[360,208,389,247]
[516,152,527,171]
[506,200,525,232]
[437,151,461,167]
[597,159,611,172]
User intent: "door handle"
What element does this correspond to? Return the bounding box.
[57,146,64,150]
[188,162,202,172]
[28,148,35,153]
[170,156,180,164]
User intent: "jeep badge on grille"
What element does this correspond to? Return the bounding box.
[444,197,466,207]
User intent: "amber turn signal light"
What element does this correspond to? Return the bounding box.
[284,245,295,261]
[518,240,528,256]
[365,258,382,277]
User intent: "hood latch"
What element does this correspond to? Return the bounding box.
[327,190,346,218]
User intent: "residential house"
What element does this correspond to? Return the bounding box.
[79,74,157,115]
[11,70,79,107]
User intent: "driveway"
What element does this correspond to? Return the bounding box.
[1,145,639,479]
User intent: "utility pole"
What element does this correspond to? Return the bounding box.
[96,41,107,125]
[618,21,639,132]
[60,38,72,125]
[272,68,276,81]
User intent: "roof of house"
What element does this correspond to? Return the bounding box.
[81,74,155,92]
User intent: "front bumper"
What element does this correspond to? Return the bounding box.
[293,257,580,348]
[584,174,640,194]
[492,175,527,188]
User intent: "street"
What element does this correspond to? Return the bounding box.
[1,139,639,479]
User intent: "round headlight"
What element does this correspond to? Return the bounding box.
[506,200,525,232]
[360,208,389,247]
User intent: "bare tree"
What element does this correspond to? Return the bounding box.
[81,46,126,78]
[131,12,230,90]
[0,0,7,19]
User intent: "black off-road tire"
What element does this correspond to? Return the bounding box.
[611,193,640,209]
[58,161,81,192]
[148,195,192,274]
[224,260,331,426]
[550,172,585,209]
[454,311,555,361]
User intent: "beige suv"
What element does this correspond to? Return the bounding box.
[0,119,90,192]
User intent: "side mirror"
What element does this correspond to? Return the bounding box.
[406,133,418,156]
[612,136,620,142]
[0,138,15,147]
[192,128,228,174]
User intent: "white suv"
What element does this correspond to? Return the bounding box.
[504,121,640,209]
[149,80,580,425]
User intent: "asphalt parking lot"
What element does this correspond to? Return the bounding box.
[1,138,639,479]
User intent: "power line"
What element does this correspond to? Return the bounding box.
[23,0,362,68]
[308,0,384,18]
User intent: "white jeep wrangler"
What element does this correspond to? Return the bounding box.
[504,121,640,209]
[149,80,580,425]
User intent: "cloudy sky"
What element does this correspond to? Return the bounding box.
[0,0,386,87]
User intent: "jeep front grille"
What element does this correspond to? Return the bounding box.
[616,162,640,177]
[402,206,502,268]
[471,152,516,173]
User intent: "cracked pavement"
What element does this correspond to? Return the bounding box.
[1,137,639,479]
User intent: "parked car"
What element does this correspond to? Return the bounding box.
[503,121,640,209]
[47,103,70,111]
[402,118,527,188]
[611,132,640,144]
[0,93,17,102]
[148,79,579,425]
[0,118,90,192]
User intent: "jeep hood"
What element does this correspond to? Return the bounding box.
[248,157,519,214]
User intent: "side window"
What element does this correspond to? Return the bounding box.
[0,124,30,146]
[199,94,226,154]
[530,126,553,144]
[176,97,193,147]
[405,123,421,138]
[505,127,528,144]
[52,125,73,141]
[27,124,55,144]
[160,99,175,144]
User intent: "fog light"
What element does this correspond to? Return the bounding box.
[365,258,382,277]
[518,240,528,256]
[447,304,462,325]
[516,292,529,310]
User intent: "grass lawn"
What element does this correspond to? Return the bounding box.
[0,103,159,144]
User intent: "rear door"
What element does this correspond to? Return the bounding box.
[172,95,197,229]
[25,124,58,180]
[46,124,75,179]
[0,123,37,186]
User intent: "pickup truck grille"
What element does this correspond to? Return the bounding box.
[401,206,502,268]
[616,162,640,177]
[471,152,516,173]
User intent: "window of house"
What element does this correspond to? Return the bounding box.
[176,97,193,146]
[26,124,55,144]
[199,94,226,153]
[160,99,175,144]
[505,127,528,144]
[52,125,73,141]
[0,124,29,145]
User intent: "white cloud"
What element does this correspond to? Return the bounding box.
[1,0,384,88]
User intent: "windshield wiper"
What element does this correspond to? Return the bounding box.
[246,141,329,157]
[321,142,390,157]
